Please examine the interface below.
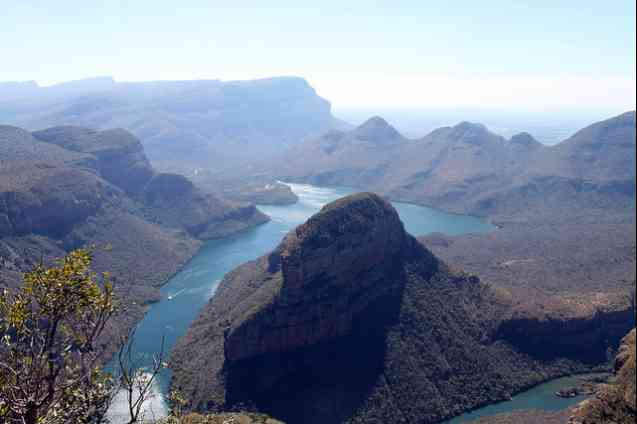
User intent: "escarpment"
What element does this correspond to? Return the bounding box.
[497,297,635,362]
[140,172,269,239]
[224,193,435,361]
[32,126,154,195]
[1,124,269,360]
[170,193,625,424]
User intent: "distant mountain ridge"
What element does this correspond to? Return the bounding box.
[274,111,636,221]
[0,76,342,170]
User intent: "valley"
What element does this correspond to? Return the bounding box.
[2,4,635,423]
[1,82,635,424]
[105,182,494,422]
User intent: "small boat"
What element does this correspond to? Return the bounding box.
[167,288,186,300]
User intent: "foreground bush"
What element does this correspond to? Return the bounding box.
[0,249,115,424]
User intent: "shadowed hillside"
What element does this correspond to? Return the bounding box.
[0,124,268,358]
[170,193,634,424]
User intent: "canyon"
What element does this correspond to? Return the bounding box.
[169,193,634,423]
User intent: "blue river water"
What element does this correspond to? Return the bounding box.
[106,183,506,422]
[445,375,590,423]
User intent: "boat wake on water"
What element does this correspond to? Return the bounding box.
[166,288,187,300]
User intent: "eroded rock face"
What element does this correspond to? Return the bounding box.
[141,173,269,240]
[1,124,271,366]
[26,127,269,241]
[33,126,154,195]
[497,302,636,362]
[175,193,604,424]
[0,167,117,238]
[224,193,427,361]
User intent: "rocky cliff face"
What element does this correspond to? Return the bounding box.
[170,193,615,424]
[24,125,269,240]
[141,172,268,239]
[0,167,115,238]
[1,124,269,359]
[497,300,635,362]
[224,193,432,361]
[570,328,636,423]
[33,126,154,195]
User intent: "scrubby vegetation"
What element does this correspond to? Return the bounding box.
[0,249,115,423]
[169,193,618,424]
[0,249,285,424]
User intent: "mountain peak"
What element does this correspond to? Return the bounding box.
[351,116,404,143]
[509,132,542,148]
[222,191,428,360]
[453,121,488,133]
[279,192,405,264]
[446,121,498,146]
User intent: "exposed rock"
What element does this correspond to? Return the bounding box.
[0,125,95,170]
[497,299,635,362]
[420,221,635,365]
[141,173,269,239]
[223,192,426,361]
[1,124,269,360]
[170,193,611,424]
[570,328,636,424]
[0,167,115,238]
[33,126,154,195]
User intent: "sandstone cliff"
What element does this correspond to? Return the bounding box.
[169,193,626,424]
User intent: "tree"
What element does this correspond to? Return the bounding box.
[0,249,115,424]
[115,327,167,423]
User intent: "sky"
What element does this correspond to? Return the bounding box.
[1,1,635,113]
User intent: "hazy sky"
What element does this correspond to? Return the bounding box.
[2,1,635,112]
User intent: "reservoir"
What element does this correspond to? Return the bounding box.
[107,183,497,421]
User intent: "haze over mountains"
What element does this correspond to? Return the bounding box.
[1,74,635,424]
[0,76,341,170]
[274,111,636,221]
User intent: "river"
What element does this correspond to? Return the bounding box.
[107,182,521,422]
[444,375,590,423]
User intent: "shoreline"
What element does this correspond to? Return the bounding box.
[279,179,501,229]
[441,371,608,423]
